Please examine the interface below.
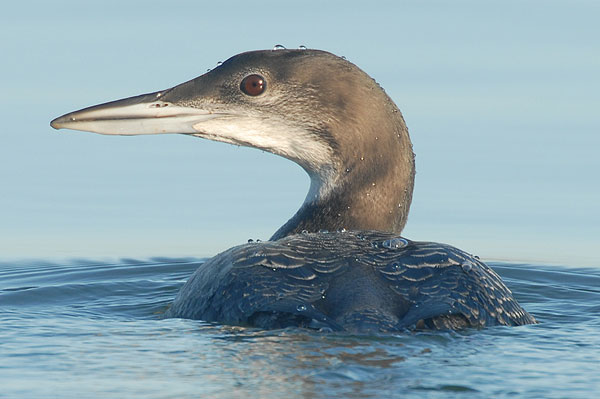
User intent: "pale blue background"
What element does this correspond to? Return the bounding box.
[1,0,598,265]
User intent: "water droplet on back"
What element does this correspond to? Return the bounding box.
[381,238,409,249]
[296,304,307,312]
[299,45,307,50]
[461,261,474,272]
[273,44,286,51]
[216,61,223,67]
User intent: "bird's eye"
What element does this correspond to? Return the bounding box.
[240,74,266,96]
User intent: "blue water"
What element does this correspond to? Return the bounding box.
[1,258,599,398]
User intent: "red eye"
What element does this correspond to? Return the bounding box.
[240,74,266,96]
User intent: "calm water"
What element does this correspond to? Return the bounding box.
[1,257,599,398]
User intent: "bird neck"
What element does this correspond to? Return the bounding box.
[271,118,415,240]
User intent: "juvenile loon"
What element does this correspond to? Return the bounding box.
[51,49,536,332]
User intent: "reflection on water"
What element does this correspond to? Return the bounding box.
[1,258,599,398]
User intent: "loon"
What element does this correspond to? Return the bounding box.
[51,49,536,332]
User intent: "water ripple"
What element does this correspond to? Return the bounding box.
[1,259,599,398]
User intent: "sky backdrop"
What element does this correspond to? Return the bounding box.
[1,0,599,266]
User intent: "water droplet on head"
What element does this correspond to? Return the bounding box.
[299,45,307,50]
[216,61,223,67]
[360,156,365,161]
[301,230,309,234]
[296,304,307,312]
[318,229,329,234]
[341,55,347,60]
[391,262,401,271]
[345,167,351,173]
[273,44,286,51]
[381,237,409,249]
[247,239,254,243]
[337,228,347,233]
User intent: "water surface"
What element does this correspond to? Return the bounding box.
[2,258,598,398]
